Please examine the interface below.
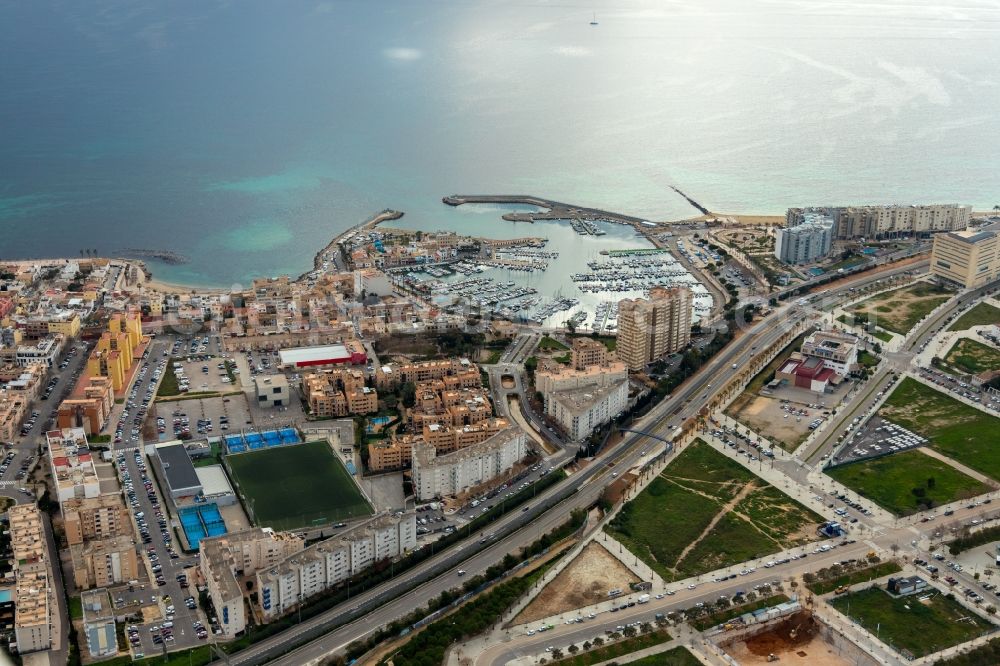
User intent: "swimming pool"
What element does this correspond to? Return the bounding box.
[179,503,227,549]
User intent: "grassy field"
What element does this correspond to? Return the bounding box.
[830,587,994,658]
[848,282,953,335]
[606,441,821,581]
[880,377,1000,481]
[626,648,702,666]
[872,328,894,342]
[943,338,1000,376]
[549,630,674,666]
[826,449,989,516]
[226,440,373,530]
[806,561,902,594]
[538,335,569,351]
[156,358,181,397]
[948,302,1000,332]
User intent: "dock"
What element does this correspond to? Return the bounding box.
[442,194,652,230]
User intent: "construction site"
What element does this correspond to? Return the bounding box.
[715,612,878,666]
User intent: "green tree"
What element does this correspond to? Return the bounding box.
[400,382,416,408]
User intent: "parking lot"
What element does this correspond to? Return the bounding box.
[156,394,253,442]
[113,448,212,657]
[833,415,928,466]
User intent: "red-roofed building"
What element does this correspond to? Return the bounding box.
[776,356,842,393]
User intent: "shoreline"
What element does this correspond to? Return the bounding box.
[58,199,990,294]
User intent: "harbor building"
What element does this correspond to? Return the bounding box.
[930,228,1000,289]
[774,213,834,264]
[616,287,692,371]
[256,513,416,621]
[411,427,527,500]
[787,204,971,240]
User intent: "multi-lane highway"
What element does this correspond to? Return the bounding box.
[220,259,932,666]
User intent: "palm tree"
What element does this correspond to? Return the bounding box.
[993,204,999,218]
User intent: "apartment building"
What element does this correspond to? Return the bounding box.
[569,337,610,370]
[775,213,834,265]
[199,528,304,638]
[930,228,1000,289]
[57,375,114,435]
[256,513,416,621]
[0,362,46,402]
[9,504,52,654]
[375,358,480,390]
[86,311,144,391]
[616,287,692,371]
[369,418,509,472]
[0,390,27,441]
[303,368,378,418]
[787,204,971,240]
[12,334,64,368]
[546,380,629,442]
[412,427,527,500]
[63,495,133,546]
[71,536,139,589]
[46,427,101,508]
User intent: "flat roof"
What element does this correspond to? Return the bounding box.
[278,344,350,365]
[156,442,202,492]
[195,465,235,497]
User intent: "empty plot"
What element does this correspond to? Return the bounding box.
[605,441,821,581]
[943,338,1000,376]
[848,282,952,335]
[829,587,994,658]
[826,449,989,516]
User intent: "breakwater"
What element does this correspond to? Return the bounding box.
[669,186,712,215]
[300,209,404,281]
[442,194,652,229]
[114,248,188,265]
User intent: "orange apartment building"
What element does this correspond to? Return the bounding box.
[62,495,133,546]
[57,376,114,435]
[85,312,145,392]
[368,418,509,472]
[304,368,378,418]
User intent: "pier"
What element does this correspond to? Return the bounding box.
[442,194,653,230]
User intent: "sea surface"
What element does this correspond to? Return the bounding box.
[1,0,999,287]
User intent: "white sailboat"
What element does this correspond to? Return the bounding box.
[590,12,599,25]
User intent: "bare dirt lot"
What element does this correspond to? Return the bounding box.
[514,542,641,624]
[727,381,848,452]
[723,614,852,666]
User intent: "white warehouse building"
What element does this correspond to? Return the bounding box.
[411,427,527,501]
[257,513,416,620]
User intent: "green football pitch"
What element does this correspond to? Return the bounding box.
[225,440,373,530]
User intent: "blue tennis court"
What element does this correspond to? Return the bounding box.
[224,428,303,454]
[179,503,227,549]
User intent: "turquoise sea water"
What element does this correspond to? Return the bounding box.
[1,0,998,287]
